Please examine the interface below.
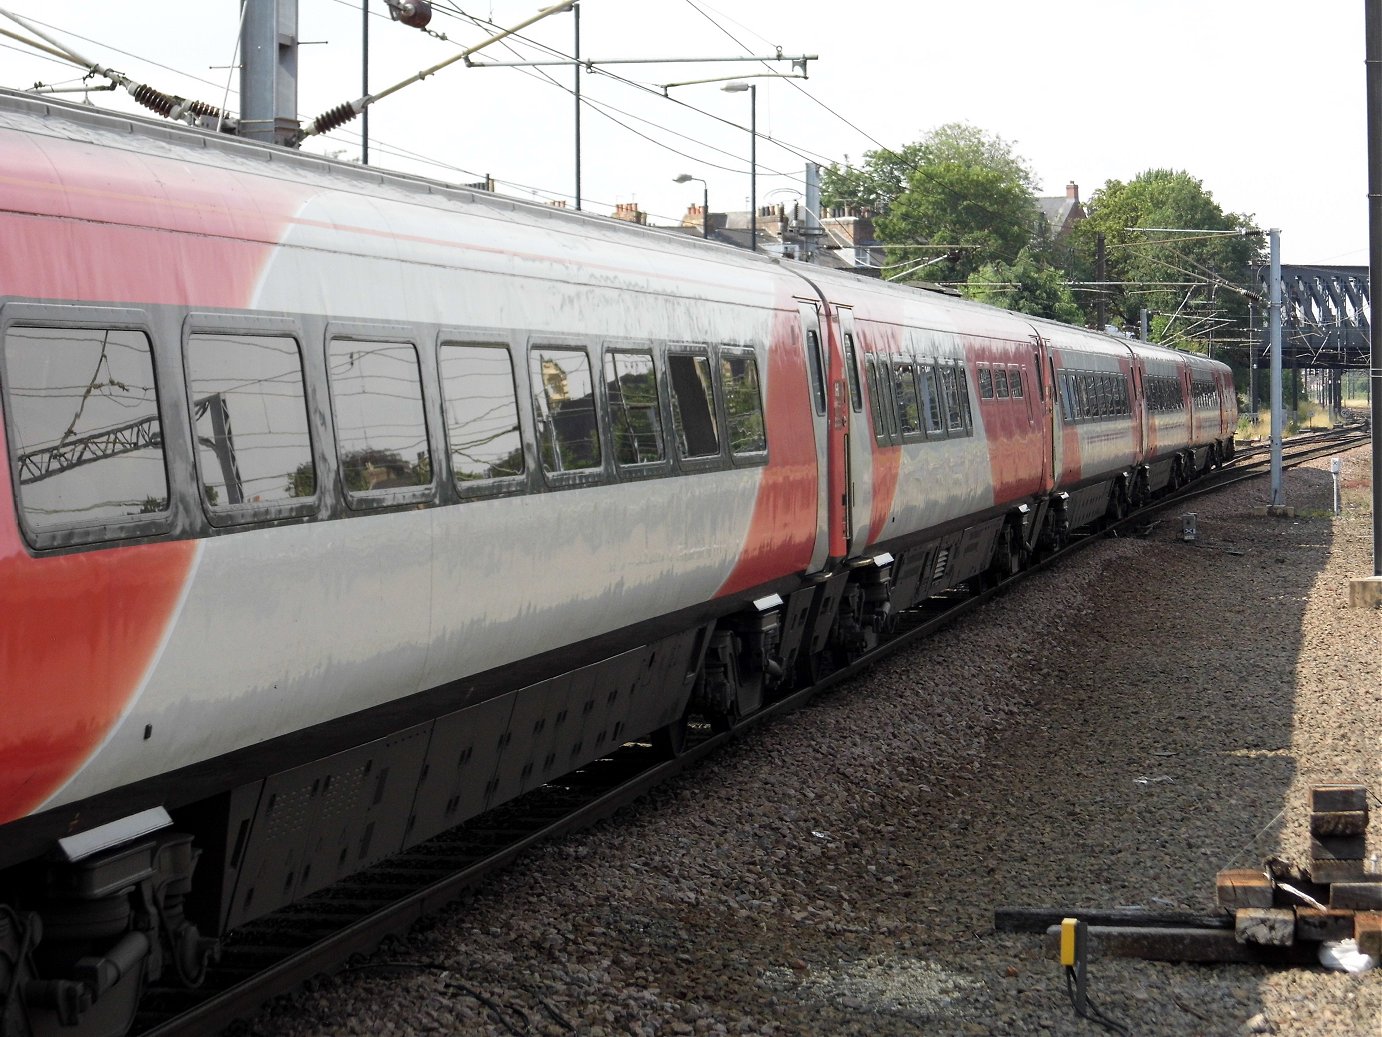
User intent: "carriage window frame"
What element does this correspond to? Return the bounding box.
[719,348,768,463]
[326,332,436,510]
[920,363,945,437]
[184,313,319,528]
[438,338,529,498]
[529,343,606,485]
[842,331,863,413]
[1009,366,1025,400]
[865,354,887,443]
[893,358,924,442]
[978,365,994,400]
[0,305,174,549]
[602,346,669,475]
[666,348,723,466]
[993,366,1010,399]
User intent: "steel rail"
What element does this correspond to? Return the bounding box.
[133,426,1369,1037]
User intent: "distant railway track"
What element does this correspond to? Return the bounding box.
[132,425,1371,1037]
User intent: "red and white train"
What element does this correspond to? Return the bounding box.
[0,88,1236,1034]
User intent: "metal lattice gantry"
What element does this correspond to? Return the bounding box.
[1253,264,1371,367]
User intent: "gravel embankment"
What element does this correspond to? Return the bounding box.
[244,446,1382,1037]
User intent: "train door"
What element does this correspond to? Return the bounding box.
[1131,355,1149,463]
[1030,332,1056,493]
[795,299,837,575]
[834,307,872,557]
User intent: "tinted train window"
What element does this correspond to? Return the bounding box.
[994,367,1010,399]
[894,361,922,437]
[1009,367,1024,399]
[941,367,964,431]
[721,355,766,456]
[842,333,863,412]
[4,325,168,537]
[187,333,314,511]
[865,356,886,440]
[668,352,719,459]
[439,344,524,483]
[805,328,826,415]
[605,351,664,466]
[327,340,432,498]
[921,366,944,434]
[532,348,601,473]
[978,366,994,400]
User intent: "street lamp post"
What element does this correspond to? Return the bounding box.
[673,174,708,238]
[722,81,756,252]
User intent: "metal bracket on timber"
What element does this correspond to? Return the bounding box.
[995,784,1381,966]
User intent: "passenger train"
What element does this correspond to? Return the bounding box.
[0,88,1236,1035]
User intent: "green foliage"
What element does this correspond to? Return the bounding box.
[1069,169,1262,346]
[963,248,1084,324]
[828,123,1042,285]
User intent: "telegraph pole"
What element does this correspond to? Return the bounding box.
[1354,0,1382,603]
[1269,228,1285,508]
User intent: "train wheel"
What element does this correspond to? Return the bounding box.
[651,713,690,758]
[988,524,1022,584]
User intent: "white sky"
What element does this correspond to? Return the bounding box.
[0,1,1368,267]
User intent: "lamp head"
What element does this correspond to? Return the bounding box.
[673,174,693,183]
[721,82,751,93]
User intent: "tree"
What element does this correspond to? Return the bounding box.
[825,123,1043,285]
[1069,169,1262,348]
[963,248,1084,324]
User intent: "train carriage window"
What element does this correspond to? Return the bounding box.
[440,344,525,482]
[978,365,994,400]
[187,333,315,512]
[1099,373,1112,417]
[1059,372,1075,422]
[668,352,720,459]
[1116,375,1129,415]
[842,332,863,412]
[531,347,601,473]
[720,354,767,456]
[1076,374,1092,420]
[940,366,964,432]
[603,350,664,466]
[880,357,900,439]
[921,365,944,434]
[994,367,1010,399]
[328,339,433,499]
[956,366,973,430]
[3,325,168,538]
[893,360,923,438]
[1009,366,1024,399]
[865,355,886,440]
[804,328,826,415]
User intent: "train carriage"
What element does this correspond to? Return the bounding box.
[0,86,1237,1037]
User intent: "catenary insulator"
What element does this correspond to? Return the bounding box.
[130,83,176,118]
[395,1,432,28]
[311,103,360,136]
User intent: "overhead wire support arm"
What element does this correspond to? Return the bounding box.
[0,5,237,128]
[295,0,576,145]
[467,53,815,71]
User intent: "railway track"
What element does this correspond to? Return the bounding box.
[134,426,1371,1037]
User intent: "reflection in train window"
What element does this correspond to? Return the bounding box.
[327,339,432,496]
[532,347,601,473]
[187,333,315,508]
[604,350,664,466]
[921,365,944,434]
[993,367,1010,399]
[439,344,524,482]
[721,354,766,456]
[978,366,994,400]
[1009,367,1024,399]
[865,356,886,440]
[894,361,922,437]
[668,352,720,459]
[842,332,863,411]
[3,325,168,534]
[941,366,964,431]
